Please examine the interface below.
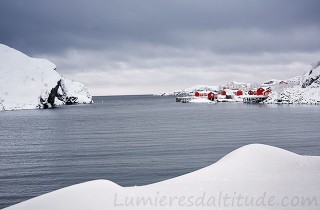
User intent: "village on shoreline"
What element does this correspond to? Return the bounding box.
[156,61,320,105]
[175,82,274,104]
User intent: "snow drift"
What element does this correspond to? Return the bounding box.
[4,144,320,210]
[0,44,92,111]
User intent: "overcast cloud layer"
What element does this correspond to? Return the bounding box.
[1,0,320,95]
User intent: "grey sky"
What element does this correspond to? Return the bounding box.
[1,0,320,95]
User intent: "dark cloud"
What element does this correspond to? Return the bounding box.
[1,0,320,95]
[1,0,320,54]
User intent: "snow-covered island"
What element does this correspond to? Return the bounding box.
[0,44,92,111]
[4,144,320,210]
[156,62,320,104]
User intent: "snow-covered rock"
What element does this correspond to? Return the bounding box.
[0,44,92,111]
[60,78,92,104]
[262,76,301,89]
[262,79,281,86]
[0,44,61,110]
[288,76,302,86]
[264,86,320,104]
[4,144,320,210]
[153,90,183,96]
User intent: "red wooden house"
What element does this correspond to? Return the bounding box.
[236,90,243,96]
[257,87,265,96]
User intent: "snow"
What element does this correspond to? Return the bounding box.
[0,44,92,110]
[153,90,183,96]
[225,81,250,90]
[233,95,243,102]
[60,78,92,104]
[225,89,235,96]
[156,61,320,105]
[155,85,219,97]
[184,85,219,93]
[265,86,320,104]
[0,44,60,110]
[301,61,320,88]
[288,76,302,86]
[263,79,281,85]
[5,144,320,210]
[217,98,241,102]
[265,62,320,104]
[189,97,215,104]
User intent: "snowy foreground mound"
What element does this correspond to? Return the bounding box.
[5,144,320,210]
[0,44,92,111]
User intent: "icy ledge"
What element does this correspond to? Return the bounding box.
[0,44,92,111]
[4,144,320,210]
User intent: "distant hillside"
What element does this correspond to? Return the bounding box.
[265,61,320,104]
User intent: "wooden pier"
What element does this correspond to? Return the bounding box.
[176,97,193,103]
[243,95,268,103]
[176,95,267,104]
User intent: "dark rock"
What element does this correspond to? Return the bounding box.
[65,96,78,105]
[47,80,61,107]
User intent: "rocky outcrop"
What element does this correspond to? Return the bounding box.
[59,78,93,105]
[40,80,62,109]
[301,61,320,88]
[0,44,92,111]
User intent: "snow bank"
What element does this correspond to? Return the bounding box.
[5,144,320,210]
[0,44,92,110]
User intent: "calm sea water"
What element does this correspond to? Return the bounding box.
[0,95,320,208]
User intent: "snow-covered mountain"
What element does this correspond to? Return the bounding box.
[183,84,219,93]
[262,76,301,87]
[0,44,92,111]
[225,81,250,90]
[265,62,320,104]
[265,86,320,104]
[154,85,219,96]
